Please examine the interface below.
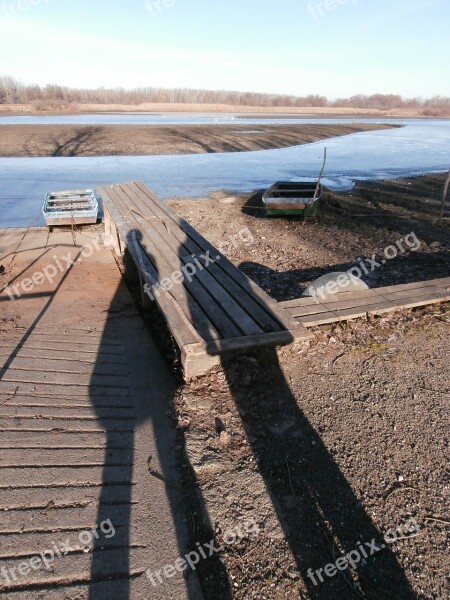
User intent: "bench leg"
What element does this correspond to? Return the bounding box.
[182,344,221,380]
[103,208,114,248]
[103,208,122,255]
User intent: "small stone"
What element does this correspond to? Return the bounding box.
[219,431,231,447]
[398,475,405,482]
[430,241,441,248]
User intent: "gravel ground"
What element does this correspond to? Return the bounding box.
[165,174,449,599]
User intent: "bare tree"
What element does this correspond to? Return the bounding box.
[0,76,449,115]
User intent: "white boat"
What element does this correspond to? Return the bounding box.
[43,190,98,226]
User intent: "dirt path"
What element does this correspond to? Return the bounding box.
[0,123,395,157]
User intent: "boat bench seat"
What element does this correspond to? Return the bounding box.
[97,181,310,378]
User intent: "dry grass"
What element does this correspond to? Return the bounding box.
[0,102,431,117]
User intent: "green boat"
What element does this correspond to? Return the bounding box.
[262,181,323,217]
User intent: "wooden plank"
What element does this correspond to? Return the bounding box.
[0,447,132,467]
[0,466,133,489]
[0,485,129,514]
[0,431,131,448]
[0,525,134,558]
[98,186,203,348]
[0,394,135,417]
[295,289,450,326]
[32,325,125,340]
[0,339,126,356]
[1,356,129,377]
[279,277,450,310]
[0,501,130,532]
[0,405,134,419]
[125,181,283,334]
[204,329,298,354]
[0,382,130,397]
[0,548,148,593]
[284,282,450,318]
[132,180,300,332]
[180,327,310,378]
[3,332,125,347]
[105,185,231,340]
[285,292,396,318]
[0,347,128,364]
[0,416,133,432]
[0,369,130,388]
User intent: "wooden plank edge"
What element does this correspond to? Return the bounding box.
[297,293,450,327]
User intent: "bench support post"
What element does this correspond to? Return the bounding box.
[104,207,123,255]
[182,343,222,380]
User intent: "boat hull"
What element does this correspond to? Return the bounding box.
[262,181,322,218]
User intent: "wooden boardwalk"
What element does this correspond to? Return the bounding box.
[0,228,196,600]
[279,277,450,327]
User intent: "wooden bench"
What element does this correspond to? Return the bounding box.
[97,181,311,378]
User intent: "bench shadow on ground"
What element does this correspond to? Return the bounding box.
[238,250,450,303]
[177,246,417,599]
[88,231,231,600]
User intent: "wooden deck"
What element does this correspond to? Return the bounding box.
[0,227,196,599]
[280,277,450,327]
[98,181,310,378]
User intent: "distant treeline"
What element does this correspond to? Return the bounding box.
[0,76,449,116]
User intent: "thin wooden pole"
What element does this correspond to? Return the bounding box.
[313,147,327,203]
[439,169,450,223]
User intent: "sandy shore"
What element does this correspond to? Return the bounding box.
[0,123,396,157]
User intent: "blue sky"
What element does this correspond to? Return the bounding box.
[0,0,448,98]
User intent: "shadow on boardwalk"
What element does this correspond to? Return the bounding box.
[88,232,230,599]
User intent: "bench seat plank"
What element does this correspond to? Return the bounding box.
[132,181,295,331]
[99,188,204,348]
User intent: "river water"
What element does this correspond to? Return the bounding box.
[0,117,449,227]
